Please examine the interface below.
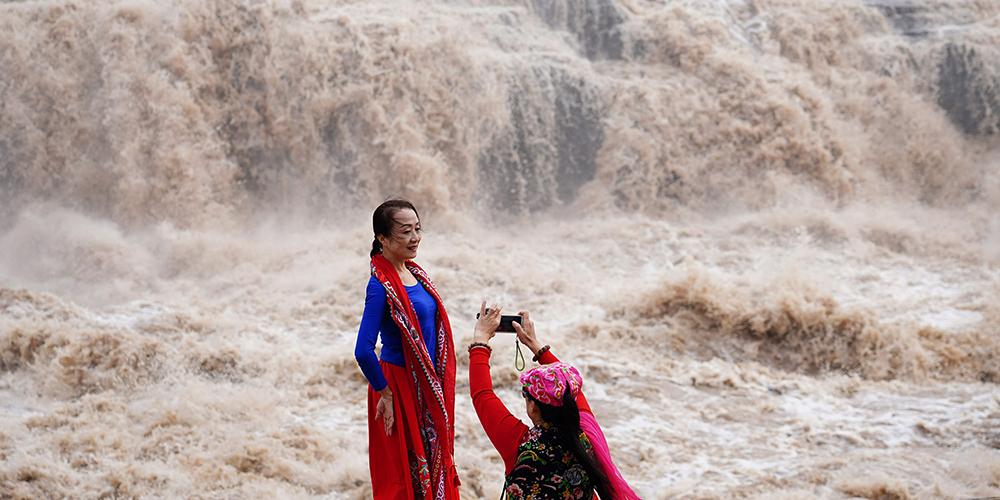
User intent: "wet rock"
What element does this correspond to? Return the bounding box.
[938,43,1000,134]
[530,0,625,60]
[867,0,1000,135]
[321,102,369,208]
[866,0,931,39]
[936,42,1000,135]
[553,75,604,203]
[477,66,604,213]
[0,139,8,187]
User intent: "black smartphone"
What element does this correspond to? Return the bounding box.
[476,309,522,333]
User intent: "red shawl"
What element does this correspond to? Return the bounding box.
[370,254,458,500]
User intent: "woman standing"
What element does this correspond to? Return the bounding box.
[355,199,460,500]
[469,304,642,500]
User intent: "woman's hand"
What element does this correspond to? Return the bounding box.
[375,387,394,436]
[474,301,502,344]
[512,311,544,356]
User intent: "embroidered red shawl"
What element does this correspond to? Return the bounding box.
[371,254,458,500]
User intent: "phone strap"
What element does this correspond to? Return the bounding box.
[514,339,525,371]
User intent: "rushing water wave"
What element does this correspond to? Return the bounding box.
[2,0,1000,499]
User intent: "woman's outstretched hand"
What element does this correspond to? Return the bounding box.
[512,311,544,356]
[474,301,502,344]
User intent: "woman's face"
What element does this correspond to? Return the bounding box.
[380,208,421,261]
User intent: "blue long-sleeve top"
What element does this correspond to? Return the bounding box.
[355,275,440,391]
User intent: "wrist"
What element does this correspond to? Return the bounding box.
[468,341,492,353]
[379,388,393,399]
[527,340,544,355]
[531,344,551,362]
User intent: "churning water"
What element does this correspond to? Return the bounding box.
[1,0,999,498]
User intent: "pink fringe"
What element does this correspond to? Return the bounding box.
[580,412,642,500]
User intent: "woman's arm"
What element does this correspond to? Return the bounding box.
[470,301,529,473]
[470,348,529,473]
[356,278,397,435]
[355,278,389,391]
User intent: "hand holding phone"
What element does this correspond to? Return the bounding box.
[476,309,522,333]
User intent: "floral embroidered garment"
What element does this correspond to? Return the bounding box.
[504,424,595,500]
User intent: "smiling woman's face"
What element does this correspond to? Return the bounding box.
[378,208,421,262]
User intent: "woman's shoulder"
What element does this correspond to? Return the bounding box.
[366,275,387,296]
[517,425,559,456]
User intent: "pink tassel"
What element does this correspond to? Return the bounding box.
[579,412,643,500]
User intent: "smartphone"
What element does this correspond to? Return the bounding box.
[476,309,522,333]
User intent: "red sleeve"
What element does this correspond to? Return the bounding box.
[469,347,529,474]
[537,350,592,415]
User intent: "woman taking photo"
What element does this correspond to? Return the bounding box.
[355,199,460,500]
[469,304,642,500]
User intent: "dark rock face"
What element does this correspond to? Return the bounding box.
[477,67,604,213]
[937,43,1000,135]
[0,138,8,189]
[531,0,625,60]
[208,2,276,197]
[0,137,12,222]
[868,0,931,39]
[867,0,1000,135]
[553,76,604,203]
[322,102,368,208]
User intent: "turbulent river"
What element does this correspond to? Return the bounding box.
[1,0,999,498]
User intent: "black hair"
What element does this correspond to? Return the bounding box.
[371,198,420,258]
[525,389,617,500]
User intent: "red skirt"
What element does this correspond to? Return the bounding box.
[368,360,460,500]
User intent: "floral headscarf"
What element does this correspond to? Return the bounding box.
[519,362,582,406]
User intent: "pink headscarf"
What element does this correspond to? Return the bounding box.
[519,362,582,406]
[519,363,643,500]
